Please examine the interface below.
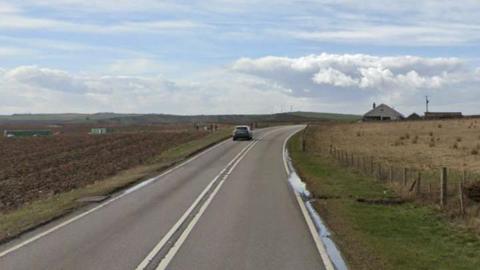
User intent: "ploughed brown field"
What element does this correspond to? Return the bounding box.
[0,124,209,213]
[311,118,480,173]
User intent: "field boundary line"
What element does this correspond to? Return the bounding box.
[282,126,335,270]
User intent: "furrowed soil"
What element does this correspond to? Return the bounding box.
[0,125,217,213]
[0,124,231,241]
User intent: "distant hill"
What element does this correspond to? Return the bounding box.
[286,111,361,121]
[0,112,360,125]
[0,113,139,122]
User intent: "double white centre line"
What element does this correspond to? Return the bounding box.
[136,130,276,270]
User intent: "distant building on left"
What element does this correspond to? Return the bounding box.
[90,128,111,135]
[3,130,52,138]
[363,103,404,121]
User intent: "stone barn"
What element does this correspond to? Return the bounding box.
[363,103,404,121]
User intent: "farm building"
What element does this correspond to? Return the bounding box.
[90,128,111,135]
[3,130,52,138]
[424,112,463,120]
[363,103,404,121]
[407,113,422,120]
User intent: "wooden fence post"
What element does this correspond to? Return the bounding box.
[301,125,308,152]
[377,163,382,181]
[364,157,368,174]
[459,180,465,217]
[416,171,422,196]
[301,136,306,152]
[370,157,374,176]
[389,166,393,183]
[459,170,466,217]
[440,167,448,207]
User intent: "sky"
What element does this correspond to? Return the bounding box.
[1,0,479,115]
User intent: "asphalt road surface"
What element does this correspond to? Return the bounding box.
[0,126,327,270]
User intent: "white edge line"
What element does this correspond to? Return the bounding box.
[155,138,261,270]
[282,126,336,270]
[0,137,232,258]
[135,139,257,269]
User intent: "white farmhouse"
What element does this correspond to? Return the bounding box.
[363,103,404,121]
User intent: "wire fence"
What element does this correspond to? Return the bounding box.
[306,138,480,220]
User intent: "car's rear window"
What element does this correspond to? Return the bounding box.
[236,127,248,131]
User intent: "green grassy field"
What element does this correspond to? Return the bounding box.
[288,133,480,270]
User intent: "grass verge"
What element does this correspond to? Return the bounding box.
[0,129,231,243]
[288,133,480,270]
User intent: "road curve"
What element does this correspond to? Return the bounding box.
[0,126,326,270]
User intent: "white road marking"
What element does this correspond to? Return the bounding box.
[155,136,262,270]
[135,138,257,270]
[137,128,281,270]
[282,127,335,270]
[0,137,231,258]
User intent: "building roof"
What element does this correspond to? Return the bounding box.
[363,104,404,119]
[425,112,462,116]
[424,112,463,119]
[407,113,421,119]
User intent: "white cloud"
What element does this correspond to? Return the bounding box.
[290,23,480,46]
[0,14,204,33]
[107,58,165,75]
[1,54,479,116]
[0,2,18,13]
[232,53,480,114]
[313,68,358,87]
[15,0,183,12]
[4,66,87,93]
[0,65,303,114]
[0,47,36,57]
[232,53,471,91]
